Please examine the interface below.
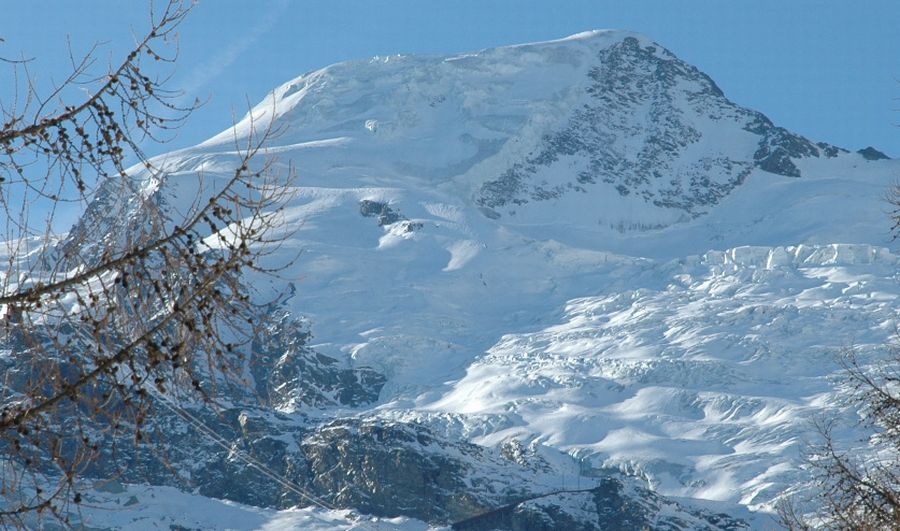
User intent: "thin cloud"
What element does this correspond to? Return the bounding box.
[178,0,289,101]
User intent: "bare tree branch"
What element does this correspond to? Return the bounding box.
[0,2,294,527]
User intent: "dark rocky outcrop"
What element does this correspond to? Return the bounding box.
[451,477,750,531]
[858,146,890,160]
[359,199,404,226]
[251,310,385,409]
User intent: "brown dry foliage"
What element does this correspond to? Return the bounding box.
[0,1,291,526]
[778,182,900,530]
[780,347,900,529]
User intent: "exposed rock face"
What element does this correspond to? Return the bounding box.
[858,146,890,160]
[476,36,840,217]
[252,310,386,409]
[118,412,752,529]
[359,199,405,226]
[302,419,495,521]
[452,478,750,531]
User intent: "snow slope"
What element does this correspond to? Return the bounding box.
[64,30,900,527]
[425,244,899,508]
[67,483,434,530]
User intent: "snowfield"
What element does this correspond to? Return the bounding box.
[69,483,436,530]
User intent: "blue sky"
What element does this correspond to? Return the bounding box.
[3,0,899,157]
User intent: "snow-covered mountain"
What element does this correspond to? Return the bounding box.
[61,30,899,529]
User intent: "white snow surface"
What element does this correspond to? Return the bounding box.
[81,30,900,522]
[70,483,436,530]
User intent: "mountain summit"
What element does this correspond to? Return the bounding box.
[60,31,899,529]
[200,30,844,230]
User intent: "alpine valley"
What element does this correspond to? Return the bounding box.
[33,31,900,529]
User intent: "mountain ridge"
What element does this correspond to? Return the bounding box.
[44,30,900,529]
